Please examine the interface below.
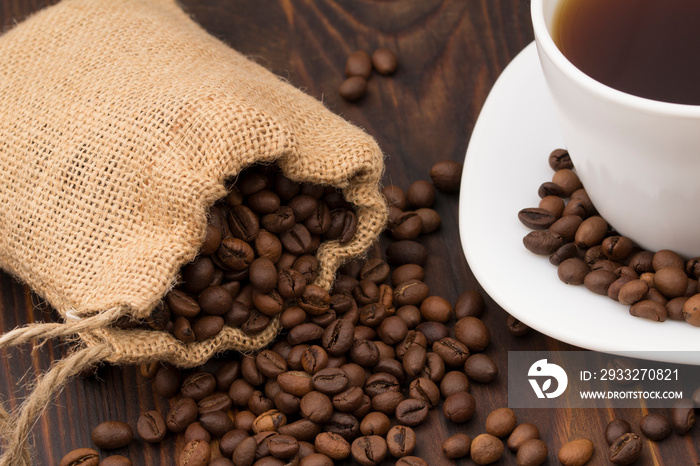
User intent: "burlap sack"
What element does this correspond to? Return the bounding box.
[0,0,387,464]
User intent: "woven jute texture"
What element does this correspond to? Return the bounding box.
[0,0,387,464]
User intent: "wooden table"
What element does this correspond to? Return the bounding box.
[0,1,697,464]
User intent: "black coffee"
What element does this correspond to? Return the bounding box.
[553,0,700,104]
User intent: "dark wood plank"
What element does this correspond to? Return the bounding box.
[0,1,697,465]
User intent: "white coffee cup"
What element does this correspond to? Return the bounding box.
[531,0,700,258]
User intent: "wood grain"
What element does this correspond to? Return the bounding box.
[0,1,698,465]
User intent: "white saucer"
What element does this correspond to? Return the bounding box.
[459,42,700,365]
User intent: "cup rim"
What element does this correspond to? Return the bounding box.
[530,0,700,117]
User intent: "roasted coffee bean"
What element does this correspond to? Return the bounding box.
[518,207,557,230]
[654,266,688,298]
[300,345,328,374]
[470,433,504,465]
[265,434,300,460]
[225,301,251,327]
[254,230,283,263]
[181,372,216,401]
[391,212,423,240]
[137,410,166,443]
[538,181,565,198]
[299,453,333,466]
[439,371,470,398]
[394,398,428,426]
[255,350,288,378]
[549,215,583,243]
[209,459,234,466]
[234,410,256,433]
[574,215,608,248]
[433,337,469,367]
[323,412,360,441]
[354,279,380,306]
[419,351,446,383]
[507,423,540,451]
[371,48,398,75]
[419,295,452,323]
[166,289,201,318]
[311,368,349,395]
[485,408,517,438]
[321,319,354,355]
[278,419,321,442]
[91,421,133,450]
[506,315,530,336]
[351,435,388,466]
[558,258,589,285]
[247,189,280,214]
[538,195,565,217]
[413,321,447,343]
[184,422,211,443]
[408,377,440,408]
[406,180,435,209]
[349,339,380,367]
[584,269,617,295]
[298,284,330,315]
[618,279,649,305]
[338,76,367,102]
[60,448,100,466]
[442,391,475,423]
[200,411,235,437]
[414,208,441,234]
[364,373,400,398]
[172,316,195,343]
[248,390,275,415]
[550,242,579,266]
[463,353,498,383]
[393,279,429,306]
[198,285,233,315]
[217,237,255,271]
[304,202,331,235]
[251,409,286,434]
[386,425,416,458]
[227,204,259,242]
[153,365,181,398]
[671,398,695,434]
[232,436,257,466]
[548,148,573,169]
[454,316,490,352]
[167,397,198,433]
[371,390,404,415]
[261,207,296,233]
[455,290,485,318]
[430,160,462,193]
[359,412,391,436]
[396,457,428,466]
[99,456,132,466]
[376,316,408,345]
[523,229,563,255]
[558,438,594,466]
[314,432,351,460]
[345,50,372,78]
[193,315,225,340]
[181,257,216,293]
[516,439,548,466]
[214,361,240,392]
[630,299,668,321]
[331,386,365,413]
[385,240,428,266]
[442,433,471,459]
[288,323,324,345]
[391,264,424,287]
[608,433,642,465]
[640,413,671,441]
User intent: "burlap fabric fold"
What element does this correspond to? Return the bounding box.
[0,0,387,464]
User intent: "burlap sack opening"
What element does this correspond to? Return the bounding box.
[0,0,388,464]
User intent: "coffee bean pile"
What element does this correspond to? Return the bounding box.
[114,163,359,343]
[60,158,559,466]
[338,48,398,102]
[520,148,700,326]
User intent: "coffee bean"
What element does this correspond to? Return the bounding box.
[548,148,573,169]
[351,435,388,466]
[470,433,504,465]
[558,258,589,285]
[200,410,235,436]
[91,421,133,450]
[430,160,462,193]
[184,422,211,444]
[321,319,355,355]
[485,408,517,438]
[558,438,594,466]
[391,212,423,240]
[549,215,583,243]
[371,48,398,75]
[439,371,469,398]
[394,398,428,426]
[208,459,234,466]
[172,317,195,343]
[255,350,288,378]
[433,337,469,367]
[523,230,563,255]
[406,180,435,209]
[507,423,540,451]
[574,216,607,249]
[299,453,333,466]
[629,299,668,321]
[137,410,166,443]
[314,432,351,460]
[640,412,671,441]
[442,391,475,423]
[391,264,424,287]
[538,181,565,198]
[414,208,441,234]
[385,240,428,266]
[181,372,216,401]
[264,433,299,460]
[408,377,440,409]
[261,207,296,234]
[455,290,484,318]
[539,195,565,217]
[516,439,548,466]
[371,390,405,415]
[359,412,391,436]
[60,448,100,466]
[287,323,324,345]
[167,397,198,433]
[454,317,490,352]
[671,398,695,434]
[251,409,286,434]
[277,419,321,442]
[166,290,201,318]
[551,168,581,196]
[386,425,416,458]
[345,50,372,78]
[550,242,579,266]
[178,439,211,466]
[332,386,365,413]
[312,368,349,395]
[99,456,132,466]
[181,257,216,293]
[339,76,367,102]
[376,316,408,345]
[608,432,642,465]
[463,353,498,383]
[419,295,452,323]
[506,315,530,336]
[232,436,257,466]
[584,269,617,295]
[518,207,557,230]
[349,339,380,367]
[441,433,471,459]
[193,315,225,340]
